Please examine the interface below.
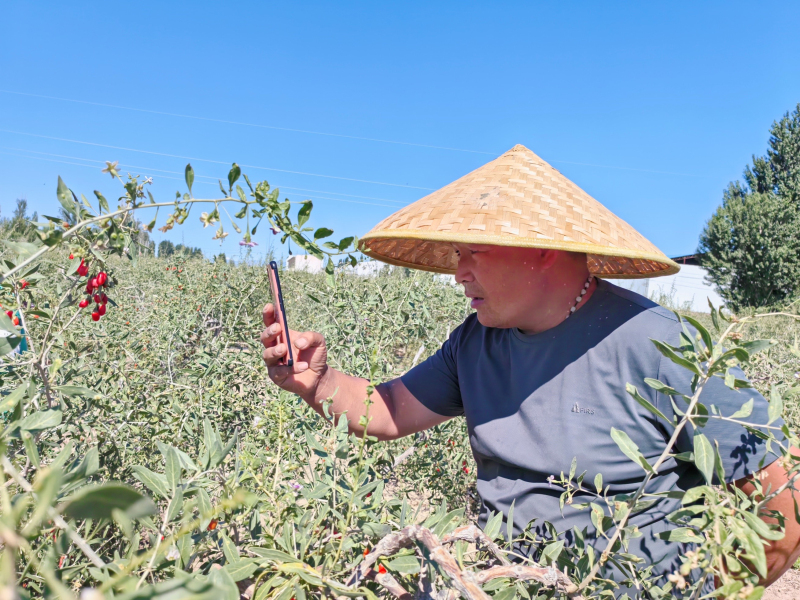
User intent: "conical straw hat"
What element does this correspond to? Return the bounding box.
[360,144,679,278]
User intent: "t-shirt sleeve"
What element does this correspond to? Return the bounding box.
[656,324,784,483]
[400,323,465,417]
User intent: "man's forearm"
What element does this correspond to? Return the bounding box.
[302,366,399,439]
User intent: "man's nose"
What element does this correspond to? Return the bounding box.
[455,256,473,284]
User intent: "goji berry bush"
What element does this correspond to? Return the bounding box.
[1,164,798,600]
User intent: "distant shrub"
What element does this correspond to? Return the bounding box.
[699,103,800,309]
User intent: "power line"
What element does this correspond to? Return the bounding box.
[0,89,494,155]
[0,129,437,191]
[0,150,407,209]
[1,147,411,206]
[0,89,700,177]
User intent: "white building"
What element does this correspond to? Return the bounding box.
[607,255,725,313]
[343,260,394,277]
[286,255,324,274]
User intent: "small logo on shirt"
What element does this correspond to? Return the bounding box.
[571,402,595,415]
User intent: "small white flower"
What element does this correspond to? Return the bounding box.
[80,589,106,600]
[253,416,262,427]
[166,546,181,561]
[143,177,153,185]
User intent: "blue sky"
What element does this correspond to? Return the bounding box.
[1,1,799,262]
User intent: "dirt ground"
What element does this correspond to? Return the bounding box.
[764,569,800,600]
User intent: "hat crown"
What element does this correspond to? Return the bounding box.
[360,145,678,278]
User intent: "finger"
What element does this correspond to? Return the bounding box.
[262,303,276,327]
[262,342,288,366]
[260,321,283,348]
[293,331,325,351]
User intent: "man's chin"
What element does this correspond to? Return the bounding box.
[475,309,509,329]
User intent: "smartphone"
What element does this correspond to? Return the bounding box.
[267,260,293,367]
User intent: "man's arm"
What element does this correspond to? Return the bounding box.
[261,303,450,440]
[308,369,451,440]
[734,447,800,587]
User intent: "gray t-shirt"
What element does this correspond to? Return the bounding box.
[402,280,781,592]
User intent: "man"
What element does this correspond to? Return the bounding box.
[261,145,799,595]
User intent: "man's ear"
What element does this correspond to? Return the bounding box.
[539,249,560,270]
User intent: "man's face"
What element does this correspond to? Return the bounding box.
[453,243,555,329]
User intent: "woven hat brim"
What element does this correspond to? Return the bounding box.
[360,230,680,279]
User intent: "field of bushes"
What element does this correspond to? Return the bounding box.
[1,167,798,600]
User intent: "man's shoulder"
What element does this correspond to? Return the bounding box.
[598,280,680,331]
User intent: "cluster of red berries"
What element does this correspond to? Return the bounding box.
[75,258,110,322]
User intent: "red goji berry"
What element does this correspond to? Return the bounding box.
[207,519,218,531]
[5,310,11,318]
[20,280,28,289]
[463,467,469,474]
[91,312,100,322]
[98,304,106,316]
[13,317,19,326]
[90,277,98,289]
[94,293,102,303]
[378,565,387,574]
[363,548,369,556]
[97,272,107,286]
[69,253,74,260]
[79,299,89,309]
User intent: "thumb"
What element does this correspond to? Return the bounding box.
[294,332,325,350]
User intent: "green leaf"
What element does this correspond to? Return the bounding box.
[56,385,100,398]
[693,433,715,484]
[730,398,754,419]
[739,339,777,356]
[644,377,683,396]
[197,488,213,528]
[387,555,420,574]
[61,484,156,520]
[221,532,241,563]
[626,383,672,424]
[225,559,259,582]
[651,339,703,375]
[681,314,713,353]
[20,409,62,432]
[0,382,28,413]
[610,428,653,473]
[297,201,313,227]
[708,299,721,331]
[185,164,195,196]
[541,539,564,564]
[248,548,298,563]
[338,236,354,251]
[313,227,333,240]
[742,511,784,541]
[484,511,504,540]
[24,467,63,534]
[768,386,783,424]
[594,473,603,494]
[164,445,181,492]
[236,185,247,203]
[658,527,702,543]
[56,176,74,216]
[0,331,21,355]
[228,163,241,191]
[94,190,110,214]
[131,465,170,499]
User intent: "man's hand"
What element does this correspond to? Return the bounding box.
[260,303,329,402]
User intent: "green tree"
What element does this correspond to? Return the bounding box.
[699,103,800,308]
[158,240,175,257]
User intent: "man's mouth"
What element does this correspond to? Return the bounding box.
[467,295,485,308]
